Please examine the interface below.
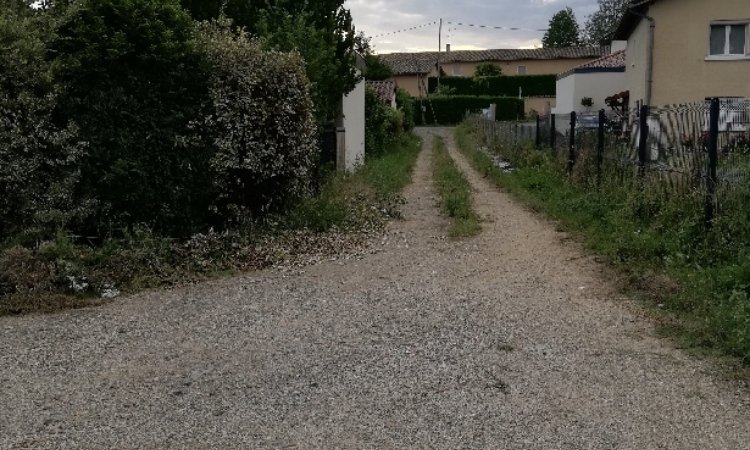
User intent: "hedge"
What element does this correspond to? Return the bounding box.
[413,96,524,126]
[428,75,556,97]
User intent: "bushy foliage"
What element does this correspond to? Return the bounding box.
[414,96,524,126]
[194,20,317,220]
[584,0,629,46]
[428,75,556,97]
[396,89,415,132]
[542,7,581,48]
[0,3,84,242]
[474,63,502,77]
[365,86,405,156]
[51,0,213,236]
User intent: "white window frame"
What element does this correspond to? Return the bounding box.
[706,21,750,60]
[452,64,463,76]
[517,65,527,75]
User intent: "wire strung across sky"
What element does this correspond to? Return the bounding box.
[371,19,547,40]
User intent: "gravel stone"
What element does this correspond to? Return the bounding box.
[1,127,749,449]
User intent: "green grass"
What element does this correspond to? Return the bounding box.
[432,136,481,237]
[0,133,423,317]
[455,121,750,367]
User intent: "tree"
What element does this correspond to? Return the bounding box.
[354,33,392,81]
[474,63,502,77]
[0,0,84,240]
[583,0,629,46]
[180,0,359,126]
[51,0,214,235]
[542,7,581,48]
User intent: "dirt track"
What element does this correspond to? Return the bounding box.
[1,127,749,449]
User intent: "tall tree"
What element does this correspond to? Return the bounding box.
[542,7,581,48]
[584,0,629,46]
[180,0,358,126]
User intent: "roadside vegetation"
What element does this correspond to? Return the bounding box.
[455,121,750,365]
[432,137,481,238]
[0,0,419,316]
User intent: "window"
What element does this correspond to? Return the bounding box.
[452,64,463,76]
[709,23,748,57]
[517,65,527,75]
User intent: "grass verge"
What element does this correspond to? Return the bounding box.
[0,133,422,316]
[455,121,750,369]
[432,135,481,237]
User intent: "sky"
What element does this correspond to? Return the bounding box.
[345,0,600,54]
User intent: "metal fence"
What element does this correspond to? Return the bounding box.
[476,98,750,228]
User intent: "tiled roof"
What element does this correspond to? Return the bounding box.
[367,80,396,105]
[381,47,610,75]
[558,50,626,79]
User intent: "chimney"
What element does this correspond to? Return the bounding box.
[446,44,451,52]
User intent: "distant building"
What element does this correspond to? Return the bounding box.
[380,46,610,98]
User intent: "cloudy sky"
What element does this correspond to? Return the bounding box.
[345,0,600,54]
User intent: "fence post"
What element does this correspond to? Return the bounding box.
[535,115,541,149]
[597,109,605,186]
[568,111,577,174]
[550,113,556,150]
[705,97,720,229]
[638,104,650,175]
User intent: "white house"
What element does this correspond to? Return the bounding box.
[338,54,366,172]
[554,42,627,114]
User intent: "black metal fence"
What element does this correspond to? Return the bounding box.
[476,98,750,228]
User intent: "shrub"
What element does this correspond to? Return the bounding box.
[428,75,556,97]
[365,85,403,156]
[396,89,415,132]
[194,19,317,222]
[0,4,84,243]
[414,96,524,125]
[51,0,213,236]
[474,63,502,77]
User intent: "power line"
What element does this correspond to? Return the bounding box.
[446,21,548,32]
[371,21,440,39]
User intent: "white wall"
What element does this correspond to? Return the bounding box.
[553,76,576,114]
[553,71,625,114]
[341,78,365,172]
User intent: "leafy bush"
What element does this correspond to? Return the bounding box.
[51,0,213,236]
[414,96,524,125]
[365,85,405,156]
[474,63,502,77]
[396,89,415,132]
[0,4,84,243]
[428,75,556,97]
[194,20,317,221]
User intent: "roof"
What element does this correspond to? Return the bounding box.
[558,50,627,79]
[367,80,396,105]
[381,47,611,75]
[614,0,659,40]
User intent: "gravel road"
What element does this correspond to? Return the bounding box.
[2,127,749,449]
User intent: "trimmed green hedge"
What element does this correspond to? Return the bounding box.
[413,96,524,126]
[428,75,556,97]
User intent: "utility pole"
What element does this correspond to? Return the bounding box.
[437,18,442,93]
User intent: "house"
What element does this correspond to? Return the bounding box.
[380,46,610,98]
[614,0,750,107]
[367,80,398,109]
[554,43,627,114]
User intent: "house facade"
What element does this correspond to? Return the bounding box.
[554,46,627,114]
[380,47,610,98]
[615,0,750,106]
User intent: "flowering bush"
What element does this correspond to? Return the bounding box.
[195,20,317,220]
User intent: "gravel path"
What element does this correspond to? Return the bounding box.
[2,127,749,449]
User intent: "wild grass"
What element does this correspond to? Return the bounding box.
[456,121,750,366]
[0,133,423,317]
[432,136,481,237]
